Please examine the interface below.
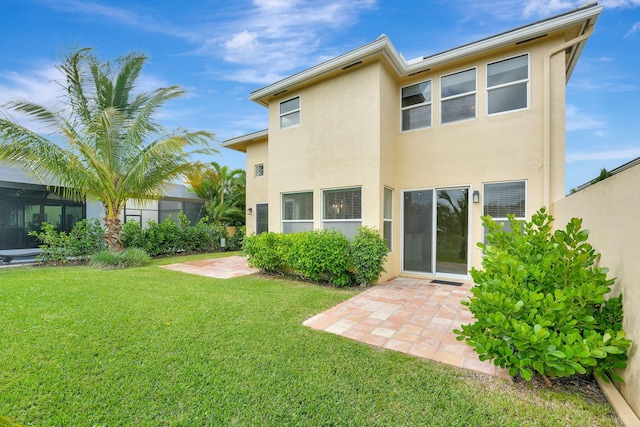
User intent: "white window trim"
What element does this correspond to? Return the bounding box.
[440,67,477,125]
[486,53,530,117]
[482,180,528,221]
[322,186,362,221]
[281,190,313,222]
[383,187,393,251]
[279,96,300,129]
[400,80,432,133]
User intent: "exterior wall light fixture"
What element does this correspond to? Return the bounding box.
[472,190,480,204]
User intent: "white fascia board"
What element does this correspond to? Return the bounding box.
[408,4,602,75]
[221,129,269,148]
[249,37,406,104]
[249,4,602,104]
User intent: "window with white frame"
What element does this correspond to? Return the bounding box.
[279,96,300,129]
[383,187,393,250]
[255,164,264,177]
[401,81,432,131]
[487,54,529,115]
[323,187,361,239]
[483,181,526,236]
[441,68,476,124]
[282,191,313,233]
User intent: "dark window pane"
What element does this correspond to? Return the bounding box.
[402,104,431,131]
[488,83,527,114]
[442,94,475,123]
[441,69,475,98]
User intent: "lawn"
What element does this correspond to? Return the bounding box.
[0,253,620,426]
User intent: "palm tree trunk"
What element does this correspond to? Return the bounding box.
[103,212,124,252]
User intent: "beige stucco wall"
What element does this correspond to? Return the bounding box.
[242,29,575,281]
[266,62,383,234]
[552,166,640,417]
[245,139,268,235]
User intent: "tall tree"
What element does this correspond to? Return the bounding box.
[0,48,216,251]
[188,162,246,225]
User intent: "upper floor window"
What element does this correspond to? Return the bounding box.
[441,68,476,124]
[401,81,432,131]
[255,164,264,177]
[280,96,300,129]
[487,54,529,115]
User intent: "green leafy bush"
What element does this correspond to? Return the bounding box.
[244,232,292,273]
[351,226,389,286]
[455,207,631,385]
[69,218,106,259]
[244,227,388,287]
[122,214,227,256]
[290,229,353,286]
[121,220,145,249]
[227,226,245,251]
[90,248,151,269]
[29,222,72,263]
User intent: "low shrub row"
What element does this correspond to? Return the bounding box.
[243,227,388,287]
[29,218,106,263]
[30,212,245,265]
[121,213,244,256]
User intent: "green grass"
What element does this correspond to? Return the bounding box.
[0,253,620,426]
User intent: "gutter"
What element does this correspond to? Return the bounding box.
[543,22,595,208]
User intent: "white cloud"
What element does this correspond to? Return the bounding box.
[523,0,577,18]
[566,104,607,133]
[199,0,377,84]
[567,146,640,163]
[41,0,198,41]
[626,22,640,37]
[0,65,63,106]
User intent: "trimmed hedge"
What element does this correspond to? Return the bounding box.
[244,227,388,287]
[122,212,238,256]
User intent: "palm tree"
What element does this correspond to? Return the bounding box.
[0,48,216,252]
[188,162,246,225]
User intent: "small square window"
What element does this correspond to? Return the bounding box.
[255,164,264,177]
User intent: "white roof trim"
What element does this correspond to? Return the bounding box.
[249,3,602,105]
[221,129,268,148]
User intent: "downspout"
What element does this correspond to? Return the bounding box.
[543,23,595,207]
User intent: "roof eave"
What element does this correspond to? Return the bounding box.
[221,129,269,152]
[249,3,602,105]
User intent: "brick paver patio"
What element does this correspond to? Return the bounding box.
[160,255,260,279]
[303,277,510,379]
[161,256,508,379]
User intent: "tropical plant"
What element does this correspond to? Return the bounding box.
[0,47,216,252]
[188,161,245,225]
[455,207,631,386]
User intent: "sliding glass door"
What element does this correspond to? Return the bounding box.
[403,187,469,276]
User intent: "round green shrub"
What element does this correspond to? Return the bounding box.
[351,226,388,286]
[455,207,631,384]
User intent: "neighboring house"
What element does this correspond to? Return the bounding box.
[222,4,603,281]
[0,164,205,250]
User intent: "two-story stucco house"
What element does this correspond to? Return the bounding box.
[223,3,603,282]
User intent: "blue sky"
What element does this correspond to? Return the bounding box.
[1,0,639,192]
